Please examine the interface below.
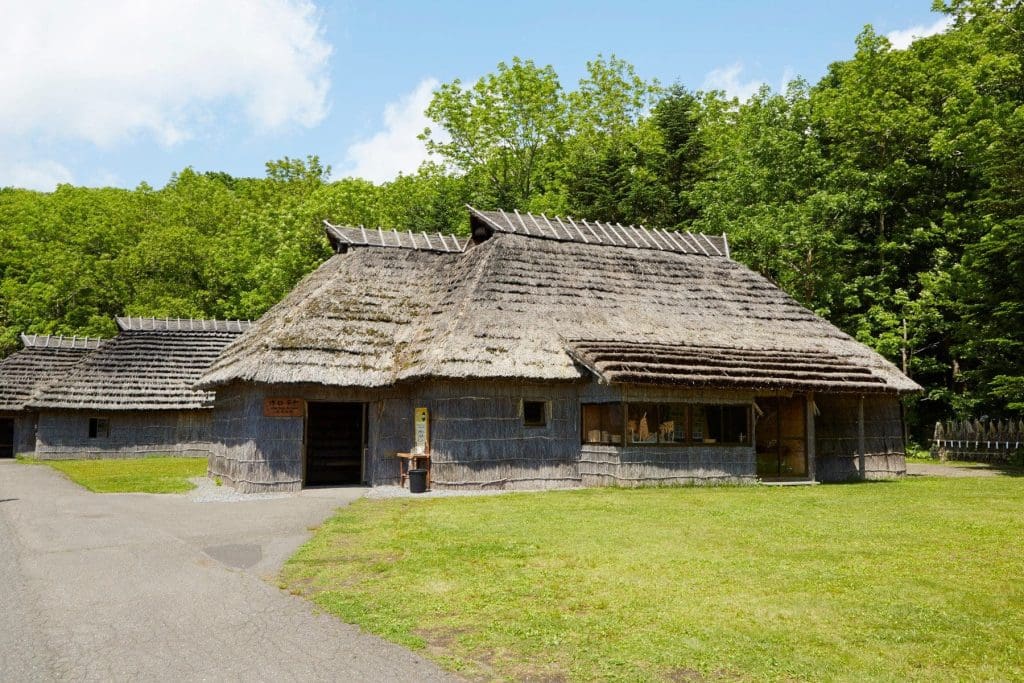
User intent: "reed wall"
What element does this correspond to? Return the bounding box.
[580,444,755,486]
[10,413,37,455]
[34,409,213,460]
[208,380,907,491]
[814,394,905,481]
[208,382,413,493]
[420,381,583,489]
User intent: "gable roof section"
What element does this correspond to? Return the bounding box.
[30,319,250,411]
[468,206,729,257]
[199,247,459,388]
[199,211,919,395]
[0,335,104,412]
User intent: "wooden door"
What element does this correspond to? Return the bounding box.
[755,397,807,478]
[305,402,365,486]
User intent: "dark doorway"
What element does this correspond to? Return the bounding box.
[755,397,808,479]
[305,402,365,486]
[0,418,14,458]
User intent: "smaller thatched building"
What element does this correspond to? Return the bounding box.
[0,335,103,457]
[28,317,249,459]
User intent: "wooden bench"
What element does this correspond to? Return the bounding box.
[395,452,431,489]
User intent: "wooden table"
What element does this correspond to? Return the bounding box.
[396,452,431,489]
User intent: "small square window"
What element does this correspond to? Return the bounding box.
[88,417,109,439]
[523,400,547,427]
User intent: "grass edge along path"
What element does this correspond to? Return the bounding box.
[282,478,1024,681]
[17,455,207,493]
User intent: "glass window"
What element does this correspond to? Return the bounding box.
[585,403,750,446]
[722,405,750,444]
[88,417,109,439]
[523,400,547,427]
[704,405,750,444]
[627,403,660,444]
[690,405,706,443]
[582,403,624,444]
[661,404,688,443]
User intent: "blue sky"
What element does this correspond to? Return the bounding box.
[1,1,951,191]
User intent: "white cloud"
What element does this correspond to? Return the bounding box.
[885,16,953,50]
[0,161,75,191]
[0,1,332,148]
[339,78,439,183]
[702,63,768,102]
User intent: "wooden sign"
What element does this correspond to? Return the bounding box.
[414,407,430,453]
[263,397,305,418]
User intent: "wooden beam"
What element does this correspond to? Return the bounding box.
[858,395,866,478]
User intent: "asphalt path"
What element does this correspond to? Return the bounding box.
[0,460,455,682]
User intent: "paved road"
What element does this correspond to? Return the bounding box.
[0,461,454,682]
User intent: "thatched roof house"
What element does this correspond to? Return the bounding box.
[199,207,919,492]
[28,317,250,460]
[0,335,103,457]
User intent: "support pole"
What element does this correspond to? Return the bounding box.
[858,395,866,478]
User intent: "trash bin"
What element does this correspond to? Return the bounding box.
[408,468,428,494]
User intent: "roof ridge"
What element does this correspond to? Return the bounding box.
[115,316,252,332]
[19,333,104,350]
[324,221,466,254]
[467,205,729,258]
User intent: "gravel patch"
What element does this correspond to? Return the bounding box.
[188,477,293,503]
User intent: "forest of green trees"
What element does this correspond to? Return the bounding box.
[0,0,1020,436]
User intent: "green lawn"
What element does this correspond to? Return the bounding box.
[21,456,207,493]
[283,478,1024,681]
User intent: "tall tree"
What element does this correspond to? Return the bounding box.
[422,57,567,209]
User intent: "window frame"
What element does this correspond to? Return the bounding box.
[88,417,110,439]
[522,400,549,428]
[581,401,752,447]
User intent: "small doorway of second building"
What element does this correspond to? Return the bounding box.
[305,402,366,486]
[756,396,808,479]
[0,418,13,458]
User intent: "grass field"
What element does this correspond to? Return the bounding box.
[20,456,208,493]
[283,478,1024,681]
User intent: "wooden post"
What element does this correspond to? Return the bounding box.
[805,393,816,482]
[858,395,866,477]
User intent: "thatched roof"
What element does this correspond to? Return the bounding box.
[199,208,920,395]
[566,341,898,393]
[0,335,104,412]
[30,318,251,411]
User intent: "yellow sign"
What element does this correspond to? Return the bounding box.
[414,407,430,453]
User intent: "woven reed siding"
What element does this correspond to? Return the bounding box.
[14,413,37,455]
[367,396,411,485]
[34,410,213,460]
[209,385,303,493]
[815,394,906,481]
[209,382,413,493]
[417,381,582,489]
[580,444,755,486]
